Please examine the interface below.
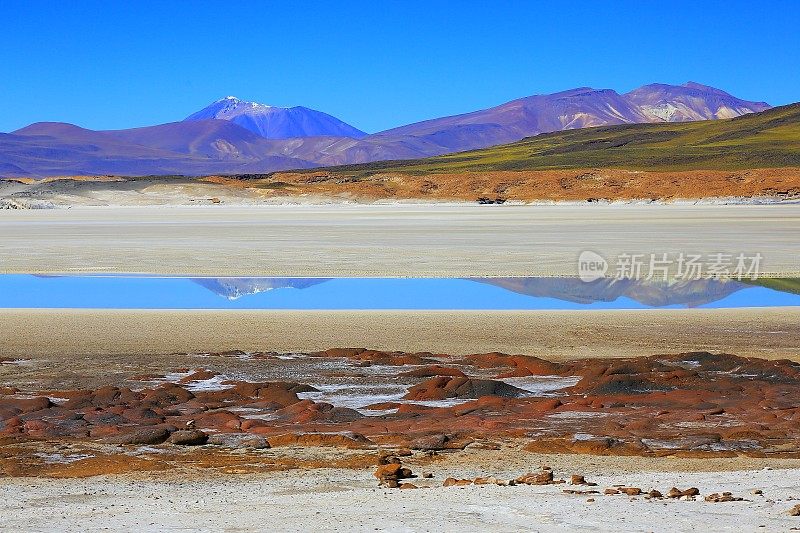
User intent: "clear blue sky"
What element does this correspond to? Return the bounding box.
[3,0,798,133]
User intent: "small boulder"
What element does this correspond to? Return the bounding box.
[374,462,414,488]
[705,492,744,502]
[443,477,473,487]
[168,429,208,446]
[109,426,174,445]
[516,470,556,485]
[410,433,448,451]
[668,487,700,498]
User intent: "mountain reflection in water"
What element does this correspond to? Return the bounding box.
[191,276,796,308]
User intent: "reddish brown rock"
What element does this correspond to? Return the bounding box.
[667,487,700,498]
[192,410,241,430]
[458,353,562,377]
[168,429,209,446]
[474,476,501,485]
[410,433,449,451]
[311,348,436,366]
[0,396,52,413]
[404,376,528,401]
[516,470,555,485]
[374,461,414,488]
[108,426,175,445]
[443,477,473,487]
[277,400,362,423]
[141,384,195,406]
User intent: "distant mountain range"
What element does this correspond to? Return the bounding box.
[0,83,771,177]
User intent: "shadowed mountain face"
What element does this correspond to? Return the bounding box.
[1,83,771,177]
[184,97,367,140]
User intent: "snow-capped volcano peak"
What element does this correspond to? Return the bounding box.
[185,96,366,140]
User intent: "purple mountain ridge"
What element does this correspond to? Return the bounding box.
[184,96,367,140]
[0,83,771,177]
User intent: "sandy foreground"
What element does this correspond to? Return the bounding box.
[1,204,799,276]
[2,307,799,361]
[2,456,800,532]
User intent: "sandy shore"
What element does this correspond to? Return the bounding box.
[2,456,799,532]
[2,307,799,361]
[1,204,799,276]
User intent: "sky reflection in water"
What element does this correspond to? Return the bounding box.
[0,275,798,310]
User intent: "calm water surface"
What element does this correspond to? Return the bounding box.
[0,275,798,309]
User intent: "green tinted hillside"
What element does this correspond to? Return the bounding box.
[322,103,800,176]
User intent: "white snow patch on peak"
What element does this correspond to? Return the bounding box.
[214,96,275,110]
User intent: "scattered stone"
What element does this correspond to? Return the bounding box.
[621,487,642,496]
[668,487,700,498]
[604,488,620,495]
[570,474,597,486]
[516,470,561,485]
[705,492,745,502]
[443,477,473,487]
[374,462,414,488]
[399,483,418,489]
[564,489,600,495]
[751,489,763,495]
[647,490,663,499]
[788,504,800,516]
[422,472,434,479]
